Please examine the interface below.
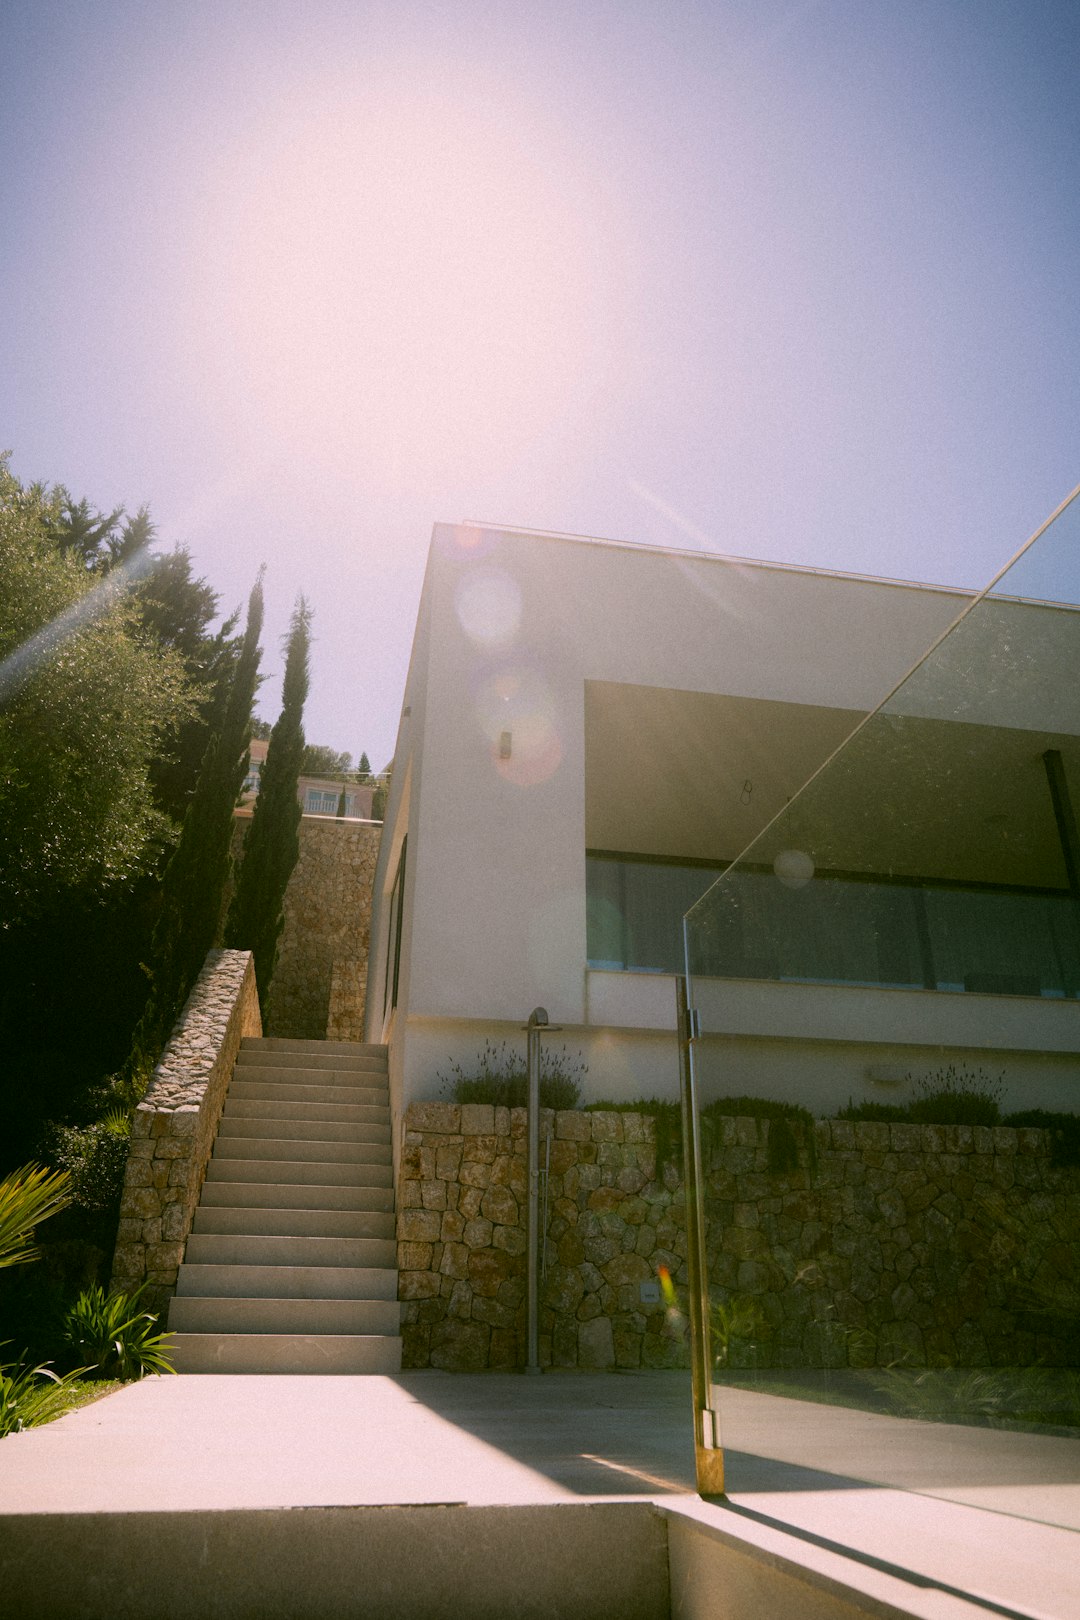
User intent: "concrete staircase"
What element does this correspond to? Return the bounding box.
[168,1038,401,1374]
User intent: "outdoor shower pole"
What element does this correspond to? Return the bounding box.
[525,1006,548,1374]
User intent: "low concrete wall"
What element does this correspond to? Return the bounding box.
[110,950,260,1310]
[397,1103,1079,1372]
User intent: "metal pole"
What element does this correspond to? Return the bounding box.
[677,972,724,1495]
[525,1007,547,1374]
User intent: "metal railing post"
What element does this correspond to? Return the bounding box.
[677,972,724,1495]
[525,1007,547,1374]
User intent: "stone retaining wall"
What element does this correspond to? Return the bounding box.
[397,1103,1080,1372]
[110,950,260,1310]
[231,814,381,1040]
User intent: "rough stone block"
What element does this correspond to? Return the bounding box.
[399,1270,441,1300]
[578,1315,615,1369]
[398,1242,433,1271]
[408,1102,461,1134]
[480,1185,518,1226]
[460,1103,495,1137]
[463,1218,494,1250]
[492,1224,527,1255]
[398,1208,442,1243]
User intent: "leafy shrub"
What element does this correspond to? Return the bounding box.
[837,1101,910,1123]
[438,1040,586,1111]
[1003,1109,1080,1168]
[702,1097,816,1176]
[0,1351,87,1437]
[840,1066,1004,1128]
[907,1065,1003,1125]
[586,1098,682,1174]
[42,1117,130,1213]
[62,1284,175,1380]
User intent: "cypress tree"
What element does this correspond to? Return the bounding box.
[125,571,265,1086]
[225,598,312,1018]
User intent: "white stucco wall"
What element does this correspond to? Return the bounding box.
[399,528,969,1025]
[369,524,1079,1120]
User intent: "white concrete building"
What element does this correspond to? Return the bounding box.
[367,523,1080,1148]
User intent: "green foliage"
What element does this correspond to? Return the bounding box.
[711,1295,766,1368]
[0,459,193,920]
[0,1352,88,1436]
[357,750,372,781]
[42,1119,130,1214]
[250,716,272,739]
[62,1284,175,1380]
[439,1040,586,1111]
[835,1100,909,1122]
[701,1097,816,1176]
[129,572,264,1071]
[0,1165,72,1269]
[225,598,312,1016]
[865,1366,1080,1431]
[839,1065,1005,1127]
[301,742,351,777]
[586,1098,682,1174]
[1002,1109,1080,1168]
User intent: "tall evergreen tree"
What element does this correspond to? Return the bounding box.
[126,572,265,1082]
[225,598,312,1018]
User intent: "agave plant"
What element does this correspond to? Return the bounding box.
[0,1164,72,1270]
[62,1285,176,1381]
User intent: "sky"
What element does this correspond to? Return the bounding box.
[2,0,1078,769]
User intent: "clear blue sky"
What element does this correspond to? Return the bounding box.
[3,0,1078,767]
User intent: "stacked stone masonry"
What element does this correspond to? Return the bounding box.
[397,1104,1080,1372]
[110,950,261,1312]
[231,814,381,1040]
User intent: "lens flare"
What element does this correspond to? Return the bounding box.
[455,567,522,648]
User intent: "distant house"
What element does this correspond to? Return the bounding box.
[242,737,376,820]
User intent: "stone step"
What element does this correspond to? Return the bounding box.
[167,1331,402,1374]
[236,1049,388,1074]
[205,1158,394,1188]
[198,1179,395,1211]
[229,1078,388,1106]
[175,1262,398,1299]
[168,1295,401,1335]
[184,1233,396,1269]
[193,1206,395,1239]
[241,1037,388,1059]
[212,1136,392,1166]
[233,1063,388,1088]
[222,1097,390,1126]
[215,1115,391,1146]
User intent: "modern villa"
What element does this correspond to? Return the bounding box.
[367,523,1080,1155]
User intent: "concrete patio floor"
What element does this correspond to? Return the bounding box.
[1,1370,1078,1619]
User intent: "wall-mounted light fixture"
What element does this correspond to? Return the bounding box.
[499,730,512,759]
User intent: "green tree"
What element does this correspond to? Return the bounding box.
[127,573,265,1077]
[225,599,312,1017]
[371,763,391,821]
[356,750,372,782]
[0,459,191,921]
[301,743,351,777]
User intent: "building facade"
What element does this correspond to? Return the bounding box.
[367,523,1080,1156]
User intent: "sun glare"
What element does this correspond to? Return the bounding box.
[186,79,605,488]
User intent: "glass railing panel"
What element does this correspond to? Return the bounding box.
[679,484,1080,1540]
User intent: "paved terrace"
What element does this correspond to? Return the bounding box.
[1,1371,1078,1619]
